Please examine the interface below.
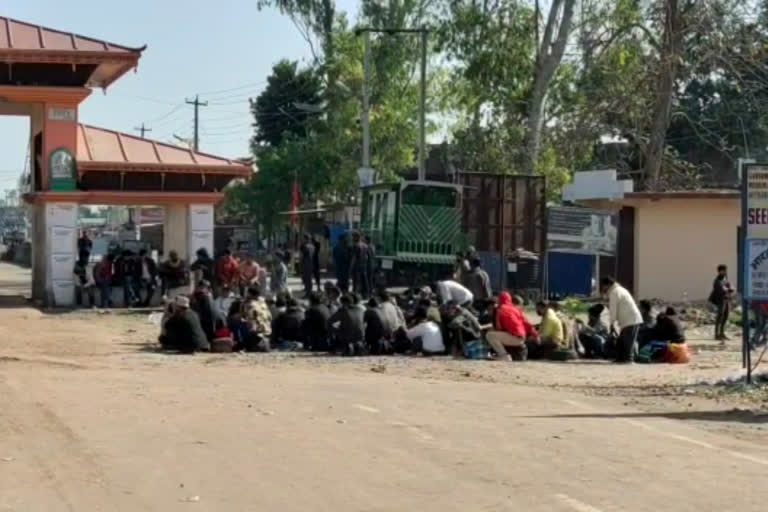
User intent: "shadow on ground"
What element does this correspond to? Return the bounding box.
[524,410,768,424]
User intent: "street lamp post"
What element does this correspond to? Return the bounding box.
[355,26,429,182]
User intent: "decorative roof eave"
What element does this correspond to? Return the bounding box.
[77,160,253,176]
[0,48,143,64]
[0,85,91,103]
[24,190,225,206]
[0,48,144,89]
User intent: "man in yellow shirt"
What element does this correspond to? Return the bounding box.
[527,301,565,359]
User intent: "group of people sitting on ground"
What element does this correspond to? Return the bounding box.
[155,269,690,364]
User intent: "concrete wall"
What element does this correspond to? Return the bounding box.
[634,198,739,301]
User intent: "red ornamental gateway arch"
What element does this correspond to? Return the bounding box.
[0,15,251,306]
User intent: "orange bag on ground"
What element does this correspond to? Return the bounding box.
[664,342,691,364]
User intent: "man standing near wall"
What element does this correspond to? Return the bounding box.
[601,276,643,363]
[709,264,733,342]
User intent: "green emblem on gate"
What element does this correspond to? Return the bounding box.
[49,148,77,191]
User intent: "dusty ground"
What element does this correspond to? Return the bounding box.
[2,262,768,511]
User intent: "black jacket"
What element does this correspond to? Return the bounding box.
[191,256,215,283]
[329,305,365,344]
[303,304,330,349]
[159,259,189,289]
[133,256,158,280]
[272,306,306,343]
[364,307,388,344]
[709,275,730,305]
[162,309,210,353]
[653,315,686,343]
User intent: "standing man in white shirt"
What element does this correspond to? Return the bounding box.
[600,276,643,363]
[436,279,474,308]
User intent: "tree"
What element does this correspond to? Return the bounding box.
[523,0,577,175]
[250,60,323,148]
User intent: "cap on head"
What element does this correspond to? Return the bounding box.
[175,295,190,308]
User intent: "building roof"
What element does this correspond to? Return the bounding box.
[0,16,145,87]
[626,189,739,200]
[76,124,252,176]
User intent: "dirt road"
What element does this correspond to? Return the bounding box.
[1,263,767,511]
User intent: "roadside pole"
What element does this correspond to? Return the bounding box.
[742,158,765,384]
[741,159,750,382]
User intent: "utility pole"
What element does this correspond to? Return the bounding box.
[362,30,371,174]
[185,94,208,151]
[133,123,152,139]
[418,27,428,182]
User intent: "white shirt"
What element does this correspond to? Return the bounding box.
[437,280,474,305]
[406,321,445,353]
[607,283,643,329]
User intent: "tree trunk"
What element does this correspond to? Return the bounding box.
[522,0,577,175]
[643,0,683,190]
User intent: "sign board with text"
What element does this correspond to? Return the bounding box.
[746,164,768,238]
[745,239,768,300]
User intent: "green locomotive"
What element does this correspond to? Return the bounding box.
[360,180,466,285]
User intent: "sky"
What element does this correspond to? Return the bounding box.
[0,0,358,194]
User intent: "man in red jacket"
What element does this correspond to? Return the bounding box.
[486,292,537,360]
[216,249,240,291]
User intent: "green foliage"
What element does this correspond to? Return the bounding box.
[250,60,323,148]
[235,0,768,224]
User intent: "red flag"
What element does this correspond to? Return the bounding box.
[290,179,300,225]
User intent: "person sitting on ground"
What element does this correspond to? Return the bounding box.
[227,299,249,350]
[435,278,474,308]
[406,306,446,356]
[528,301,565,360]
[214,284,236,318]
[550,301,576,350]
[191,280,222,343]
[638,299,656,347]
[302,291,331,351]
[637,306,688,363]
[160,295,210,353]
[465,258,493,306]
[575,304,609,359]
[271,297,306,351]
[364,297,391,355]
[416,297,443,325]
[270,292,289,319]
[324,282,342,315]
[487,292,538,361]
[329,294,366,356]
[243,287,272,352]
[378,289,406,333]
[652,307,686,344]
[443,300,484,358]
